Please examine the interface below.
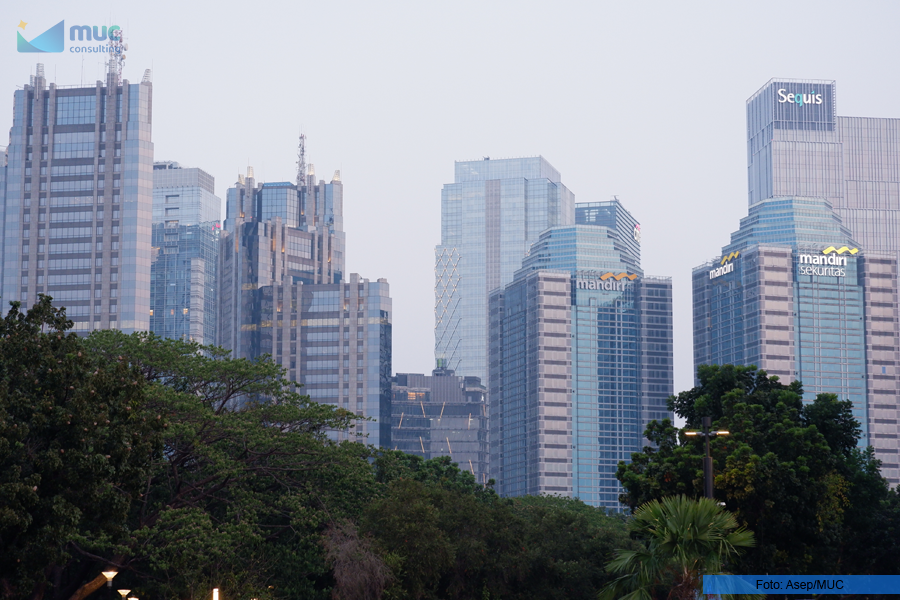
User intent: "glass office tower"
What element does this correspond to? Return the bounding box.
[692,197,900,484]
[575,200,641,264]
[391,368,489,485]
[0,63,153,333]
[435,156,574,383]
[748,79,900,265]
[218,152,391,446]
[150,161,221,345]
[489,201,673,509]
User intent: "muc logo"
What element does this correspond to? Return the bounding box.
[69,24,121,42]
[777,88,823,106]
[16,19,122,54]
[17,19,64,53]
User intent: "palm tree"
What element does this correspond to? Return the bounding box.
[598,495,758,600]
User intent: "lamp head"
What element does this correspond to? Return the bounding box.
[117,590,131,598]
[101,571,118,587]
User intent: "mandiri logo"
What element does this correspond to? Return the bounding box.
[17,19,65,53]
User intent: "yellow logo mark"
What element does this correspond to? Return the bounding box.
[720,251,740,265]
[599,272,638,281]
[823,246,858,255]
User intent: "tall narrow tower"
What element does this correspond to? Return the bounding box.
[1,59,153,333]
[218,137,391,447]
[435,156,574,383]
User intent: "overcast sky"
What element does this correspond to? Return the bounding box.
[5,0,900,393]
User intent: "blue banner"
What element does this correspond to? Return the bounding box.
[704,575,900,595]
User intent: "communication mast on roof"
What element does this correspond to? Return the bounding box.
[296,133,307,189]
[106,27,126,90]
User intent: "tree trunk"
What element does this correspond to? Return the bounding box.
[66,574,107,600]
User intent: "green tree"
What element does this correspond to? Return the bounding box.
[507,495,635,600]
[599,495,756,600]
[366,453,633,600]
[79,330,377,600]
[0,297,162,600]
[618,364,893,576]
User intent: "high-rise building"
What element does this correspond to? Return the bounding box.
[218,141,391,447]
[150,161,221,345]
[692,196,899,484]
[1,63,153,333]
[747,79,900,265]
[489,200,674,509]
[391,368,489,485]
[152,161,220,226]
[435,157,574,382]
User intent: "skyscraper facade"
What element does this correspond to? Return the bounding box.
[435,157,574,382]
[692,197,900,484]
[748,79,900,265]
[218,147,391,447]
[489,201,674,509]
[1,64,153,333]
[150,161,221,345]
[391,368,489,485]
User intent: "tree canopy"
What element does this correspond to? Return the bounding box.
[599,495,757,600]
[618,363,900,577]
[2,298,637,600]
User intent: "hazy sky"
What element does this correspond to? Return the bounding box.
[5,0,900,393]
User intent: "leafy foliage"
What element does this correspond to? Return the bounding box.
[599,495,757,600]
[80,330,375,600]
[618,363,899,577]
[0,297,161,600]
[365,453,634,600]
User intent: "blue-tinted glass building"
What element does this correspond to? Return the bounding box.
[575,200,641,264]
[1,64,153,333]
[152,161,220,226]
[218,145,390,447]
[692,197,900,484]
[151,162,221,345]
[435,157,574,383]
[489,200,673,509]
[391,369,489,485]
[748,78,900,269]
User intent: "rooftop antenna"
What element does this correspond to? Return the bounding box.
[296,132,307,189]
[106,27,126,90]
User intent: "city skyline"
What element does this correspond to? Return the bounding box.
[3,0,900,394]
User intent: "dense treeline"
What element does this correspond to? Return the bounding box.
[0,298,633,600]
[3,299,899,600]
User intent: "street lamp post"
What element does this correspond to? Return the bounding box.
[101,570,118,600]
[685,416,730,499]
[101,571,118,589]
